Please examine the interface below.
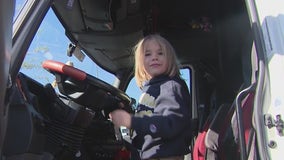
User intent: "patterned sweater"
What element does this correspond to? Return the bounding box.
[131,75,192,159]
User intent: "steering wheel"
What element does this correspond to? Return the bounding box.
[42,60,131,108]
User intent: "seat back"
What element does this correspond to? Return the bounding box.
[192,112,212,160]
[192,103,230,160]
[204,103,234,160]
[192,84,256,160]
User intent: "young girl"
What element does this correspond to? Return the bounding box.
[110,34,192,160]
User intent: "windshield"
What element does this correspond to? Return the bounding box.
[19,7,115,86]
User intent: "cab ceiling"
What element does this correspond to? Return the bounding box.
[52,0,219,74]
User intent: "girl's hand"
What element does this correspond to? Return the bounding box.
[109,109,132,128]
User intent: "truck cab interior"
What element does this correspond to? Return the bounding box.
[0,0,266,159]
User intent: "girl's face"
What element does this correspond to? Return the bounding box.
[143,39,168,78]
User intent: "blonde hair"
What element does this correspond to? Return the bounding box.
[134,34,180,88]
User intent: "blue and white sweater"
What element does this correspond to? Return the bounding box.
[131,75,192,159]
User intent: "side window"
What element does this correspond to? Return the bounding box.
[19,8,115,86]
[126,68,191,106]
[180,68,191,92]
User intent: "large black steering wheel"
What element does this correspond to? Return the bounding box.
[42,60,131,108]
